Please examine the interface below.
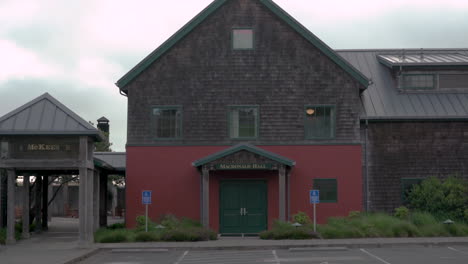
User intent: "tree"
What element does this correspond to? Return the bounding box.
[408,176,468,220]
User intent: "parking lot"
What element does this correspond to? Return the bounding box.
[80,245,468,264]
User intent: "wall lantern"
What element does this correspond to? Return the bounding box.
[306,108,315,116]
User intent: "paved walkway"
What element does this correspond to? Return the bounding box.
[1,217,468,264]
[0,217,122,264]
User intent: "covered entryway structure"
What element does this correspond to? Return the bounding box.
[0,93,105,246]
[193,144,295,234]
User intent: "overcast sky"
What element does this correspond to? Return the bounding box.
[1,0,467,151]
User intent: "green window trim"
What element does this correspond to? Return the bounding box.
[400,74,436,90]
[313,178,338,203]
[304,105,336,140]
[401,178,424,204]
[232,28,255,50]
[228,105,259,139]
[151,105,183,140]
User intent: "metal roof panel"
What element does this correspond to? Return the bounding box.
[337,49,468,120]
[0,93,104,140]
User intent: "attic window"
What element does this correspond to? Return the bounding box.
[401,74,435,90]
[232,29,254,50]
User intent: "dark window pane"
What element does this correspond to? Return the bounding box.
[402,75,434,89]
[314,179,337,203]
[439,74,468,89]
[230,107,257,138]
[233,29,253,49]
[305,106,334,139]
[153,107,181,139]
[401,178,423,205]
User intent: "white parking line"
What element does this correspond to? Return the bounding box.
[174,250,189,264]
[360,249,392,264]
[448,247,468,255]
[272,250,280,264]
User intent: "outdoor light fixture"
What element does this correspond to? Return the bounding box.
[306,108,315,116]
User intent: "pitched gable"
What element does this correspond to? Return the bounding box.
[0,93,103,140]
[116,0,369,93]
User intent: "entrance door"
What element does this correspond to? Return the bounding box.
[220,180,267,234]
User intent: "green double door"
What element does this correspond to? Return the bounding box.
[220,180,267,234]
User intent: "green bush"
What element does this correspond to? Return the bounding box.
[94,228,133,243]
[135,231,162,242]
[161,227,217,241]
[410,211,438,227]
[259,220,320,240]
[394,206,410,220]
[464,209,468,223]
[348,211,362,219]
[136,215,155,230]
[95,215,216,243]
[107,223,125,230]
[445,223,468,237]
[0,228,5,244]
[409,176,468,221]
[292,211,312,225]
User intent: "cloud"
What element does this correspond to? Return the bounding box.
[0,39,62,83]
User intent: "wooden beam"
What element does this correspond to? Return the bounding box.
[0,159,90,170]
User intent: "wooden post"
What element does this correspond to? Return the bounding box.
[34,175,42,233]
[42,175,48,230]
[0,169,5,228]
[99,173,108,227]
[78,136,94,246]
[6,169,16,244]
[201,166,209,228]
[22,174,30,238]
[278,165,286,222]
[93,170,100,232]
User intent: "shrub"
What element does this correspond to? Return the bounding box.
[107,223,125,230]
[94,228,133,243]
[260,220,320,240]
[348,211,362,219]
[464,209,468,223]
[410,211,438,227]
[136,215,157,231]
[292,211,312,225]
[409,176,468,221]
[161,227,217,241]
[0,228,5,245]
[394,206,410,220]
[135,231,161,242]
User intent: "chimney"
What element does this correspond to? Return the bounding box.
[97,117,110,134]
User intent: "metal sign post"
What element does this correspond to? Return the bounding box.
[142,191,152,232]
[310,190,320,232]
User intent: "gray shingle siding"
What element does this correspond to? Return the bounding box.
[126,0,362,146]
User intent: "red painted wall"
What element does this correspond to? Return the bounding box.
[126,145,362,230]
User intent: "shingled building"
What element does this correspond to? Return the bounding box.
[116,0,468,234]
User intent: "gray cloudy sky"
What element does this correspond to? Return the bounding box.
[1,0,468,151]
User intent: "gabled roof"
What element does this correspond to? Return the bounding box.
[192,143,295,167]
[116,0,370,93]
[338,49,468,120]
[0,93,104,140]
[94,152,126,171]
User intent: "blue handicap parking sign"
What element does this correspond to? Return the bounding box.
[142,190,152,205]
[310,190,320,204]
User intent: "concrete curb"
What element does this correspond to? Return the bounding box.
[62,248,101,264]
[95,239,468,251]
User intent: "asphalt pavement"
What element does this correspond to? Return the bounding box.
[79,246,468,264]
